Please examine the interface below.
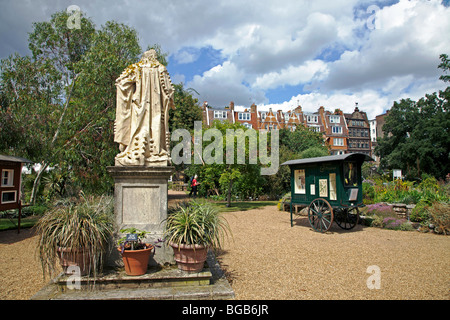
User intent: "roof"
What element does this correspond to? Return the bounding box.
[0,155,34,164]
[281,153,374,166]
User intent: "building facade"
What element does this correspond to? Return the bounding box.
[344,106,372,156]
[202,101,377,157]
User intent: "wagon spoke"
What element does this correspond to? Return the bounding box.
[335,207,359,230]
[308,198,333,233]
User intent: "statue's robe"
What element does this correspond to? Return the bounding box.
[114,58,174,166]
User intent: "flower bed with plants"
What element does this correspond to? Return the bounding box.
[362,176,449,234]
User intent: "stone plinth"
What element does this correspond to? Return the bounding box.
[107,166,175,267]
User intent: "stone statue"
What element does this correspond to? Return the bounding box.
[114,49,175,166]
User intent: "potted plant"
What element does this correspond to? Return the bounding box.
[164,200,231,273]
[35,194,114,278]
[117,227,162,276]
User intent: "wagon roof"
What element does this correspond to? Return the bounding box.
[0,154,34,163]
[281,153,374,166]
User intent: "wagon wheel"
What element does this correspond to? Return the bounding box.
[308,198,334,233]
[335,207,360,230]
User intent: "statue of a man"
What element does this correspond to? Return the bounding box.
[114,49,175,166]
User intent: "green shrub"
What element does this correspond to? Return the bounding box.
[362,182,375,204]
[370,215,384,228]
[427,202,450,235]
[410,200,431,223]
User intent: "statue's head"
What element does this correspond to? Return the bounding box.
[142,49,158,61]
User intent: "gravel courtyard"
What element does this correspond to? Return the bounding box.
[0,194,449,300]
[218,205,450,300]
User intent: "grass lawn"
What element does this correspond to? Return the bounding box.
[0,216,40,231]
[209,200,278,213]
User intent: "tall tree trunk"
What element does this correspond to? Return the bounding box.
[226,179,233,207]
[30,162,49,205]
[29,73,80,205]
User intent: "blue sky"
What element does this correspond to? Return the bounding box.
[1,0,449,120]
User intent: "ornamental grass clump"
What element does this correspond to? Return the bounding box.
[164,200,231,251]
[34,194,115,278]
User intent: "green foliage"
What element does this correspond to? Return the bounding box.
[169,83,202,133]
[0,10,184,198]
[186,120,265,205]
[117,227,157,251]
[362,182,376,204]
[263,127,328,199]
[34,194,115,278]
[279,126,328,155]
[438,53,450,83]
[362,176,449,205]
[299,146,329,159]
[427,202,450,235]
[410,200,430,223]
[165,200,231,249]
[375,55,450,180]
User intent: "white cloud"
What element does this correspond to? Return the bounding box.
[1,0,448,120]
[253,60,329,90]
[186,61,265,107]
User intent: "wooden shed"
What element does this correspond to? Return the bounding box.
[0,155,33,232]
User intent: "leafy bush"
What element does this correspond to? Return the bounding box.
[410,200,430,223]
[362,182,375,204]
[427,202,450,235]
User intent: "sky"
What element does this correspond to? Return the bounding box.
[0,0,449,120]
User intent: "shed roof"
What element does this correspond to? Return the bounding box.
[281,153,373,166]
[0,154,34,164]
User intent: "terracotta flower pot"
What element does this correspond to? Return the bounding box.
[57,247,90,276]
[118,244,154,276]
[170,242,208,273]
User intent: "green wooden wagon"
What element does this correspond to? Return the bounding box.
[281,153,374,233]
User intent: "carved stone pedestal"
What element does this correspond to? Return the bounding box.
[107,166,175,267]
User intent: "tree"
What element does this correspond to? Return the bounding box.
[169,83,202,133]
[186,120,265,206]
[438,53,449,83]
[376,55,450,180]
[1,11,96,204]
[60,21,141,194]
[261,126,328,198]
[278,126,328,155]
[0,11,149,201]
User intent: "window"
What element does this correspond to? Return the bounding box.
[329,115,340,123]
[352,120,364,127]
[243,123,252,129]
[307,115,318,123]
[308,125,320,132]
[332,126,342,134]
[1,169,14,187]
[214,110,227,119]
[261,112,267,120]
[333,138,344,146]
[344,162,358,187]
[238,113,251,121]
[1,191,16,204]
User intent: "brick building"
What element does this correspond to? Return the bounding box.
[201,101,375,157]
[344,105,372,156]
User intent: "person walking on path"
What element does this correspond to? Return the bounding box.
[189,175,199,197]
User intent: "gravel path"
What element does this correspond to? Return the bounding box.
[218,205,450,300]
[1,192,448,300]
